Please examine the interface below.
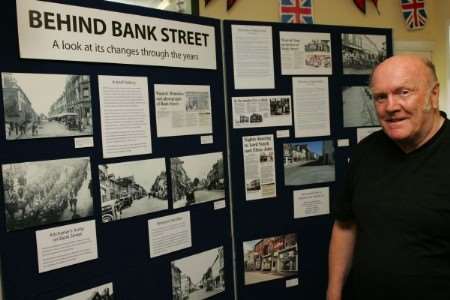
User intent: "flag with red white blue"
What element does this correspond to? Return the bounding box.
[280,0,314,24]
[400,0,427,30]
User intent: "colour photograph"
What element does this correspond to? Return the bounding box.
[283,140,335,186]
[243,233,298,285]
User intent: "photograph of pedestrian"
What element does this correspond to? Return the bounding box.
[171,247,225,300]
[58,282,114,300]
[2,157,93,231]
[98,158,168,223]
[171,152,225,209]
[341,33,386,74]
[243,233,298,285]
[1,72,93,140]
[343,86,379,127]
[283,140,335,186]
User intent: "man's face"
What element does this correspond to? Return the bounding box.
[370,56,439,149]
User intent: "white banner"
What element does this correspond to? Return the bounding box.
[16,0,216,69]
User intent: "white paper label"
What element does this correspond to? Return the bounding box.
[36,220,98,273]
[214,200,226,210]
[201,135,214,144]
[148,211,192,258]
[74,136,94,148]
[286,278,299,288]
[337,139,350,147]
[293,187,330,219]
[276,129,290,138]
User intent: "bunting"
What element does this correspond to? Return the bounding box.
[353,0,380,14]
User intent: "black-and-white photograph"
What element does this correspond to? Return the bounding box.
[341,33,386,74]
[343,86,379,127]
[171,247,225,300]
[284,140,335,186]
[243,234,298,285]
[2,72,93,140]
[58,282,114,300]
[171,152,225,209]
[185,91,210,112]
[270,97,290,116]
[98,158,168,223]
[2,157,93,231]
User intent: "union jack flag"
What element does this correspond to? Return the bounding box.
[401,0,427,30]
[280,0,314,24]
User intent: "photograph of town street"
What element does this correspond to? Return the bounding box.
[98,158,168,223]
[243,233,298,285]
[2,72,93,140]
[171,152,225,209]
[171,247,225,300]
[343,86,379,127]
[283,140,335,186]
[2,157,93,231]
[341,33,386,74]
[59,282,113,300]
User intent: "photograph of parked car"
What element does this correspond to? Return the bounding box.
[98,158,168,223]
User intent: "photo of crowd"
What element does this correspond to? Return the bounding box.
[2,157,93,231]
[341,33,386,74]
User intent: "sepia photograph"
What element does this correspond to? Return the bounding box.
[341,33,386,74]
[58,282,114,300]
[343,86,379,127]
[269,96,291,117]
[283,140,335,186]
[99,158,168,223]
[243,233,298,285]
[171,247,225,300]
[171,152,225,209]
[2,157,93,231]
[2,73,93,140]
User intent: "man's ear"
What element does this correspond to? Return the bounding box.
[430,82,440,109]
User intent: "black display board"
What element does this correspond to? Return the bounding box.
[223,20,392,300]
[0,1,233,299]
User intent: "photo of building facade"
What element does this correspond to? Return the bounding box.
[244,233,298,285]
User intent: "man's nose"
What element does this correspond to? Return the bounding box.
[385,94,400,112]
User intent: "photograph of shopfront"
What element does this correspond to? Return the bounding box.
[243,233,298,285]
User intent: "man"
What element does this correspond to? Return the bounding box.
[327,55,450,300]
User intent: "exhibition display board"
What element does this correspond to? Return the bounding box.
[223,20,392,300]
[0,1,232,299]
[0,1,393,299]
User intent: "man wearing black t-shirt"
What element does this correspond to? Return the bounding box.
[327,55,450,300]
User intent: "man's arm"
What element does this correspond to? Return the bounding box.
[327,220,357,300]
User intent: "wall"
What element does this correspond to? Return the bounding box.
[200,0,449,112]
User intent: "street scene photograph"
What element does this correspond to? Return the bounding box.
[341,33,386,74]
[343,86,379,127]
[2,157,93,231]
[243,233,298,285]
[171,152,225,209]
[171,247,225,300]
[2,72,93,140]
[283,140,335,186]
[58,282,114,300]
[98,158,168,223]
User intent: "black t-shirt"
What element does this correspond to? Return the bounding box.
[335,114,450,299]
